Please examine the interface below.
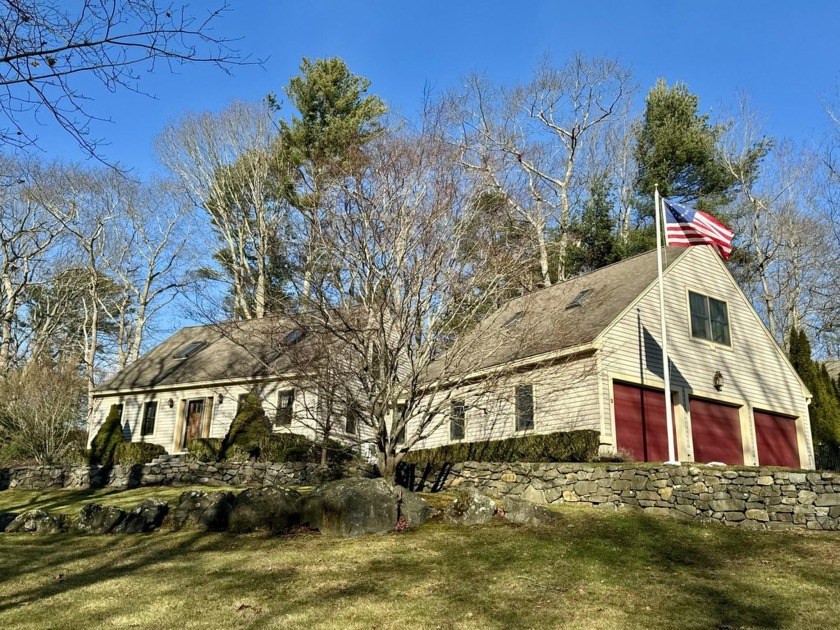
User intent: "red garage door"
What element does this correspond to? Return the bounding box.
[690,398,743,465]
[613,382,676,462]
[754,411,800,468]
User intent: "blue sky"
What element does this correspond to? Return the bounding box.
[29,1,840,174]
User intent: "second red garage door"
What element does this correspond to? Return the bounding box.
[690,398,744,465]
[613,382,676,462]
[754,410,800,468]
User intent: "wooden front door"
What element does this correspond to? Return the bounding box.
[183,399,205,448]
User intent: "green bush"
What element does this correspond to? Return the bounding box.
[400,430,601,466]
[113,442,167,465]
[187,437,223,462]
[257,434,357,465]
[88,405,126,466]
[259,433,315,463]
[219,392,272,460]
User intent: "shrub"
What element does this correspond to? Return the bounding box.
[400,430,601,466]
[88,405,126,466]
[113,442,167,465]
[259,434,315,463]
[187,437,223,462]
[219,392,272,460]
[257,434,357,465]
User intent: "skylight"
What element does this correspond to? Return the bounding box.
[283,330,304,346]
[173,341,205,359]
[503,311,524,328]
[566,289,593,309]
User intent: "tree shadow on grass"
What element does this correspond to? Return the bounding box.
[1,513,839,629]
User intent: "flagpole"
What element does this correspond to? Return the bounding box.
[654,186,678,464]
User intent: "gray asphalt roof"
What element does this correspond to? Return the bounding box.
[98,247,689,392]
[425,247,687,379]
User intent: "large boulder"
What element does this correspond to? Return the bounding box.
[499,498,560,526]
[301,477,430,537]
[443,487,497,526]
[113,499,169,534]
[73,503,127,534]
[172,490,235,531]
[5,509,67,534]
[228,487,301,534]
[397,486,433,526]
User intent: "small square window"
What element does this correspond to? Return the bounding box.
[689,291,730,346]
[141,401,158,436]
[276,390,294,425]
[515,384,534,431]
[450,400,465,440]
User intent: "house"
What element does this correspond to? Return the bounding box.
[92,245,815,470]
[88,317,356,453]
[410,245,814,469]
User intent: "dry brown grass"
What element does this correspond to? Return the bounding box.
[0,487,839,629]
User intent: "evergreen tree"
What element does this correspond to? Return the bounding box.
[634,79,736,219]
[562,174,620,275]
[788,328,840,447]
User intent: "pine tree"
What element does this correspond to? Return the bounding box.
[634,79,736,219]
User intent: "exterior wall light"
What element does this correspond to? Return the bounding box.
[217,393,224,404]
[713,371,724,391]
[167,398,175,408]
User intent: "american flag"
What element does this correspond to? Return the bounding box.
[663,198,734,259]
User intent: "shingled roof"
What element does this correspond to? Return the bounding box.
[98,247,690,393]
[426,247,688,379]
[96,317,303,393]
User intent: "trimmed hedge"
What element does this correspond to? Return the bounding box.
[187,437,223,462]
[400,430,601,466]
[220,391,272,459]
[88,405,126,466]
[113,442,167,465]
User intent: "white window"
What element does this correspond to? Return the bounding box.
[689,291,731,346]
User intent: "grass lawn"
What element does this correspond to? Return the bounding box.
[0,485,244,515]
[1,488,839,629]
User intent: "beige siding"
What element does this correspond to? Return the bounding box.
[414,354,602,449]
[598,245,813,468]
[89,380,326,453]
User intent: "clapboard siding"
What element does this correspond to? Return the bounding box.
[89,380,325,452]
[414,354,602,449]
[598,245,813,467]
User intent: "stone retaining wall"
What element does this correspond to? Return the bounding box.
[0,459,356,491]
[400,462,840,531]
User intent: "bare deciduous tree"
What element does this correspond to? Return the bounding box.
[0,0,251,158]
[447,54,633,287]
[0,358,86,464]
[156,100,290,319]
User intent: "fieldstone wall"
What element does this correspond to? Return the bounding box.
[0,458,359,491]
[401,462,840,532]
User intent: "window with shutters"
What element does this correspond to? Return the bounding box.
[141,401,158,436]
[688,291,731,346]
[515,384,534,431]
[276,390,294,425]
[450,400,465,440]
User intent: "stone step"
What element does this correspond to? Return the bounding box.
[150,453,188,465]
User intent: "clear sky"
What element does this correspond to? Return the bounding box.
[28,1,840,175]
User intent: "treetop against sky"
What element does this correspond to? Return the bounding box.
[15,1,840,172]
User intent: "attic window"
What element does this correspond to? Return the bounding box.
[503,311,524,328]
[173,341,205,359]
[283,330,304,346]
[566,289,593,309]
